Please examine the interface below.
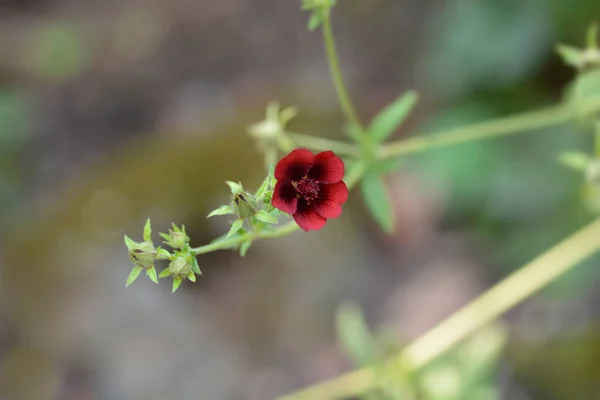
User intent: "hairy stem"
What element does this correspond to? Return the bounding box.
[278,218,600,400]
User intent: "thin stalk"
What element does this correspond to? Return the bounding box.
[278,218,600,400]
[322,15,365,132]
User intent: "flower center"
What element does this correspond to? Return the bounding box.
[295,178,320,202]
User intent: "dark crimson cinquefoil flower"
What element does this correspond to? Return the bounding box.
[272,148,348,231]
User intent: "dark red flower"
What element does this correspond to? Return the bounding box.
[272,148,348,231]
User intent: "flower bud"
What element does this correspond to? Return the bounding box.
[169,256,193,277]
[226,181,257,219]
[125,237,157,269]
[160,224,190,250]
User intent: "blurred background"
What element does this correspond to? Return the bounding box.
[1,0,600,399]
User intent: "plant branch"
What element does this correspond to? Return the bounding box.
[278,218,600,400]
[379,98,600,158]
[322,15,365,131]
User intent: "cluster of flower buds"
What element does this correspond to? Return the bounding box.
[124,220,201,292]
[206,166,281,256]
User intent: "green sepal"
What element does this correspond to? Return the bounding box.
[361,173,395,233]
[368,91,418,142]
[239,240,252,257]
[172,277,183,293]
[124,235,137,250]
[155,248,171,260]
[143,218,152,242]
[226,219,244,239]
[207,205,234,218]
[255,210,278,224]
[158,268,171,278]
[255,164,275,200]
[226,181,244,195]
[146,267,159,284]
[159,232,171,241]
[187,272,196,282]
[191,257,202,275]
[126,266,143,287]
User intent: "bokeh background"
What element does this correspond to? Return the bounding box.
[1,0,600,399]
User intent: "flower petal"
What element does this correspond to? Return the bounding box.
[272,181,298,214]
[275,148,314,181]
[308,151,345,183]
[293,201,327,231]
[321,181,349,204]
[313,198,342,219]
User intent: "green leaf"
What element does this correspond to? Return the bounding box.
[361,173,394,233]
[172,277,183,293]
[207,205,234,218]
[558,151,590,171]
[239,240,252,257]
[369,157,403,174]
[556,44,582,68]
[368,91,418,142]
[187,272,196,282]
[125,266,143,287]
[158,268,171,278]
[226,219,244,239]
[143,219,152,242]
[124,235,137,250]
[146,267,159,284]
[336,302,382,367]
[255,210,278,224]
[191,257,202,275]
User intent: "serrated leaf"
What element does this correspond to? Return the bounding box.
[126,266,143,287]
[172,277,183,292]
[226,219,244,239]
[368,91,418,142]
[124,235,137,250]
[255,210,278,224]
[143,219,152,242]
[361,173,394,233]
[207,205,234,218]
[369,157,403,174]
[558,151,590,171]
[239,240,252,257]
[146,267,159,284]
[336,302,382,367]
[556,44,582,68]
[187,272,196,282]
[158,268,171,278]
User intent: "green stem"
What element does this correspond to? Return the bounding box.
[278,218,600,400]
[287,132,359,157]
[284,98,600,159]
[379,99,600,158]
[322,15,365,131]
